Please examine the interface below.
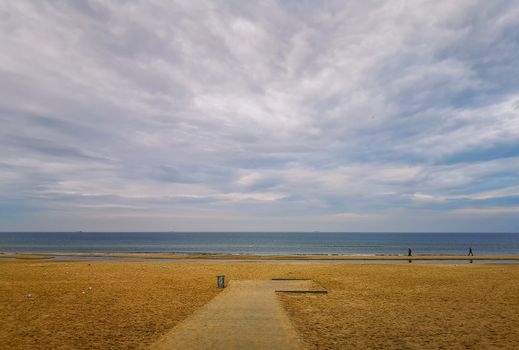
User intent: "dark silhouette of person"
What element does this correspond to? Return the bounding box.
[408,247,412,263]
[468,247,474,256]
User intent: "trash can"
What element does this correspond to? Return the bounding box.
[217,275,225,289]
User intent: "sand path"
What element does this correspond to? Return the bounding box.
[150,280,313,350]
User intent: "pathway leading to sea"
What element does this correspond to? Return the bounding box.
[150,280,315,350]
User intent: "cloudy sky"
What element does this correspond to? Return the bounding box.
[1,1,519,232]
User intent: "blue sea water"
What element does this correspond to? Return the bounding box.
[0,232,519,256]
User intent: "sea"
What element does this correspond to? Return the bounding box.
[1,232,519,256]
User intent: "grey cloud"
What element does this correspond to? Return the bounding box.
[1,0,519,231]
[6,135,109,161]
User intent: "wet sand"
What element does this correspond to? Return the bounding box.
[1,260,519,349]
[3,252,519,261]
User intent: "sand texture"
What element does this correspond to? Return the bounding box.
[0,261,220,349]
[281,264,519,349]
[1,261,519,349]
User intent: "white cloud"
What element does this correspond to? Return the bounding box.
[411,186,519,202]
[451,207,519,216]
[396,95,519,159]
[332,212,383,221]
[1,0,519,231]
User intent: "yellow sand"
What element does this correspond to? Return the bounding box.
[1,260,519,349]
[281,263,519,349]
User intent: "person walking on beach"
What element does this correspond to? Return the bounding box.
[468,247,474,256]
[408,248,412,263]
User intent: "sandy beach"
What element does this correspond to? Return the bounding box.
[4,1,519,349]
[1,260,519,349]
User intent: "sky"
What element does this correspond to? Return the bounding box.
[1,0,519,232]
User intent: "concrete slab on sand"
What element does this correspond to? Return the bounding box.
[150,280,318,350]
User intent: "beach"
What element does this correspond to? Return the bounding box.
[4,1,519,349]
[2,259,519,349]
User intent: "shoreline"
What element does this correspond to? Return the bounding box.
[2,252,519,261]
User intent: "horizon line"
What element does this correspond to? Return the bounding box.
[1,231,518,234]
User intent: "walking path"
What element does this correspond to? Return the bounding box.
[150,280,315,350]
